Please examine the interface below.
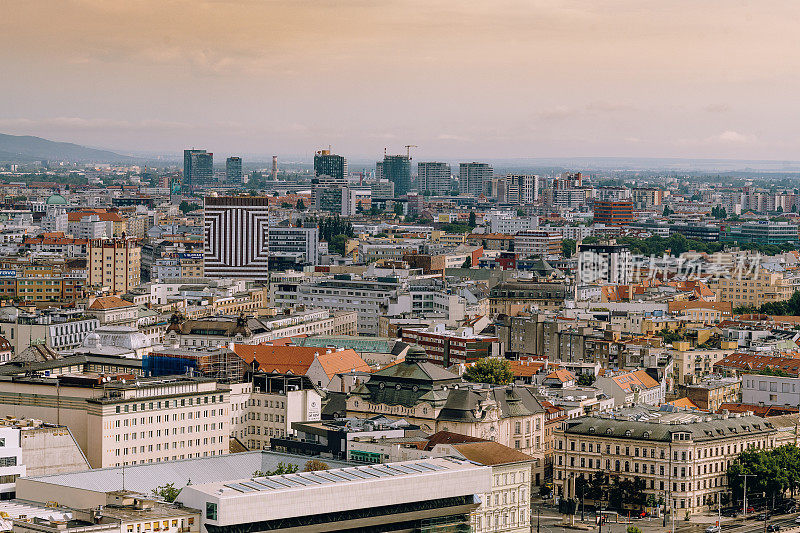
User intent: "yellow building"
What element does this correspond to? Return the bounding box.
[709,270,792,307]
[87,238,141,295]
[431,230,467,246]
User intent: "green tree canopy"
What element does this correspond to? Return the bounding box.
[727,445,800,504]
[463,357,514,385]
[179,200,201,214]
[253,462,299,477]
[562,238,576,258]
[152,482,181,502]
[329,234,349,256]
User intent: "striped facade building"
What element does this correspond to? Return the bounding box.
[204,196,271,281]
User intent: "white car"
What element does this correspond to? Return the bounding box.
[794,516,800,524]
[705,526,721,533]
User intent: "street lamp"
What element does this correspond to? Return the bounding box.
[741,473,754,517]
[581,477,586,522]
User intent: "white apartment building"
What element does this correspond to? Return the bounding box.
[0,426,24,498]
[268,226,319,266]
[228,374,322,449]
[488,216,539,234]
[742,373,800,406]
[341,187,372,216]
[297,276,412,335]
[0,375,230,468]
[0,315,99,354]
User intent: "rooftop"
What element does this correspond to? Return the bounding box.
[23,450,353,494]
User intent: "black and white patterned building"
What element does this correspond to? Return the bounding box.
[204,196,270,280]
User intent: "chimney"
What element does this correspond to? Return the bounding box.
[271,156,278,180]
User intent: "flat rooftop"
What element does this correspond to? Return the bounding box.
[22,451,353,495]
[188,458,480,499]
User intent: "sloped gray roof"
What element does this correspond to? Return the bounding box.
[24,451,352,494]
[563,414,775,443]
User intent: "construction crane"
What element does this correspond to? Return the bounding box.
[404,144,418,159]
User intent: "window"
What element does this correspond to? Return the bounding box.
[206,502,217,521]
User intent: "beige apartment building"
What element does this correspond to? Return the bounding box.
[0,374,229,468]
[87,238,141,295]
[555,408,777,515]
[670,341,738,390]
[709,270,793,308]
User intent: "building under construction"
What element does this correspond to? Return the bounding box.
[144,347,249,382]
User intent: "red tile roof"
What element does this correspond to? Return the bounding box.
[232,344,369,379]
[714,353,800,377]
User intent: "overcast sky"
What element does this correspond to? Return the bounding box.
[3,0,800,161]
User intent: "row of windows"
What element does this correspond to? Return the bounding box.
[114,439,223,455]
[114,396,223,413]
[116,410,224,427]
[114,423,222,439]
[115,451,222,467]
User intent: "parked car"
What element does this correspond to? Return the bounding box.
[705,526,721,533]
[766,524,781,532]
[722,509,739,518]
[755,513,771,521]
[794,516,800,524]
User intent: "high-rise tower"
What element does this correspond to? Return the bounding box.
[183,149,213,188]
[418,162,451,196]
[383,155,411,196]
[226,157,242,184]
[459,162,492,196]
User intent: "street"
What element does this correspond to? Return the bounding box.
[530,507,800,533]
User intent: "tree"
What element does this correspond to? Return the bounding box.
[152,482,181,502]
[441,223,472,234]
[253,462,299,477]
[468,211,477,228]
[516,208,526,217]
[576,373,595,386]
[179,200,201,214]
[296,199,306,210]
[662,205,673,217]
[393,203,404,216]
[461,257,472,268]
[463,357,514,385]
[727,446,800,506]
[559,498,577,515]
[304,459,329,472]
[280,202,292,209]
[562,238,576,258]
[329,234,349,256]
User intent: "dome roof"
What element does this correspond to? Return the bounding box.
[46,194,67,205]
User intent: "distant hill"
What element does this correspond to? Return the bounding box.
[0,133,135,164]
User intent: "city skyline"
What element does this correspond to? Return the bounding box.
[4,1,800,160]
